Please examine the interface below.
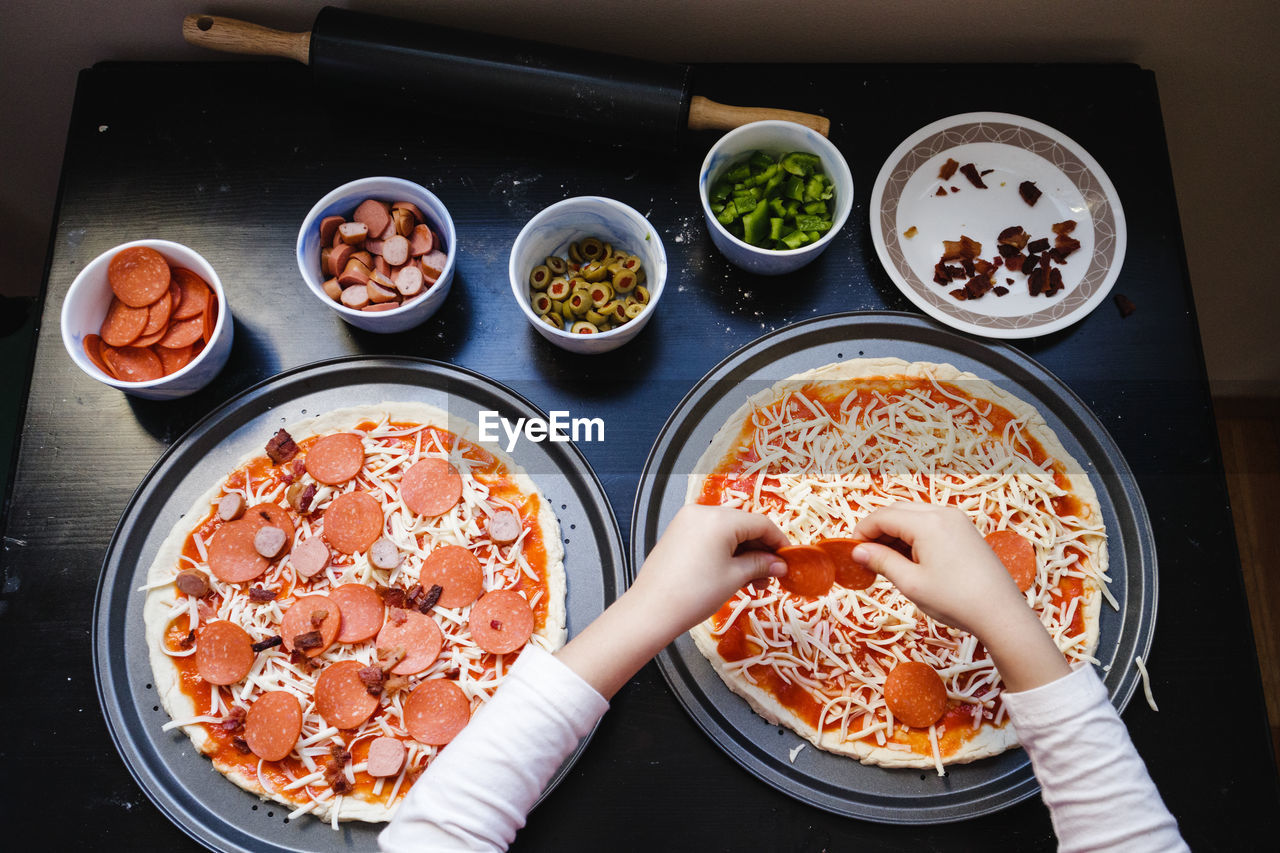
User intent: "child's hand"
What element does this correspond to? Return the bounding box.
[851,502,1069,692]
[851,503,1023,638]
[630,505,789,639]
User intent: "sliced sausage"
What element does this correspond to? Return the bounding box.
[175,569,211,598]
[393,265,423,298]
[254,526,288,560]
[217,493,245,522]
[375,608,443,675]
[486,509,522,546]
[207,519,271,583]
[279,594,342,657]
[368,537,402,571]
[314,660,380,730]
[399,458,463,517]
[883,661,948,728]
[195,620,255,685]
[319,215,344,246]
[420,249,447,284]
[468,589,534,654]
[108,246,171,307]
[244,690,303,762]
[245,503,295,550]
[365,736,406,778]
[353,199,392,238]
[322,491,384,554]
[408,224,434,256]
[338,221,369,244]
[341,285,371,309]
[404,679,470,745]
[382,235,410,267]
[289,536,331,579]
[419,545,484,609]
[328,243,355,279]
[330,583,385,644]
[305,433,366,485]
[391,201,425,223]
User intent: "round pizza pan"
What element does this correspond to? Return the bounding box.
[94,356,626,852]
[630,311,1156,823]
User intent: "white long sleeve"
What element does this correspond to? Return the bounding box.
[1003,664,1187,852]
[379,646,608,853]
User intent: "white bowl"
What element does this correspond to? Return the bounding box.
[296,177,457,333]
[61,239,233,400]
[509,197,667,354]
[698,120,854,276]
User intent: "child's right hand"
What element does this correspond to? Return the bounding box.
[850,503,1025,638]
[851,502,1070,692]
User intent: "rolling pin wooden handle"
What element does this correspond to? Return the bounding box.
[182,14,311,65]
[687,96,830,137]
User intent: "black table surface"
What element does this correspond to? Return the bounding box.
[1,59,1276,849]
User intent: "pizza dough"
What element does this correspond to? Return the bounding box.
[143,403,565,823]
[687,359,1108,771]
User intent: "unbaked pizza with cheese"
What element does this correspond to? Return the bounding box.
[142,403,565,826]
[687,358,1110,773]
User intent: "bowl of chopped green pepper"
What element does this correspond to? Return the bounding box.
[698,120,852,275]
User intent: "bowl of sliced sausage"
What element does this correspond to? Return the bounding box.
[296,176,457,333]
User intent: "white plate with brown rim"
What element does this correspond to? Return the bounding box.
[870,112,1126,339]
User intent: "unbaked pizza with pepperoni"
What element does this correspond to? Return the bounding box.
[687,358,1110,773]
[142,403,565,825]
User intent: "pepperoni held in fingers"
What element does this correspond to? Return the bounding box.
[315,660,380,730]
[399,458,463,517]
[775,545,836,598]
[305,432,366,485]
[195,620,255,685]
[375,608,443,675]
[279,594,342,657]
[419,545,484,609]
[883,661,948,728]
[984,529,1037,592]
[469,590,534,654]
[322,491,384,555]
[244,690,303,762]
[404,679,470,745]
[330,583,385,644]
[816,538,877,591]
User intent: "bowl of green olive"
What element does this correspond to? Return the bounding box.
[509,196,666,354]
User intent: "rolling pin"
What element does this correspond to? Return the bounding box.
[183,8,830,149]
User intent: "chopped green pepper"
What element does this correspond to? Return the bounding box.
[709,149,837,250]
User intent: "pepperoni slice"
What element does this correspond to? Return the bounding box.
[468,590,534,654]
[816,538,876,591]
[399,458,463,517]
[314,660,380,730]
[775,545,836,598]
[82,333,111,375]
[156,344,194,375]
[108,246,171,307]
[883,661,948,728]
[244,690,303,762]
[330,583,385,643]
[279,594,342,657]
[322,491,384,554]
[419,545,484,609]
[170,267,210,320]
[375,608,443,675]
[305,433,366,485]
[486,509,522,546]
[100,296,149,347]
[156,314,205,349]
[203,293,218,342]
[101,345,164,382]
[207,519,270,583]
[984,529,1037,592]
[404,679,470,745]
[365,736,406,778]
[131,327,167,348]
[194,620,255,685]
[245,502,295,546]
[141,288,173,336]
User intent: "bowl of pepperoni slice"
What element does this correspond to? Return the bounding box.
[61,239,233,399]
